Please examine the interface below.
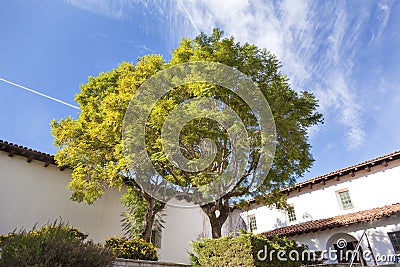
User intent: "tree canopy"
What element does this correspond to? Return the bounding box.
[51,56,166,241]
[51,28,322,239]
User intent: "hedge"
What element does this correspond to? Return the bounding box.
[190,231,321,267]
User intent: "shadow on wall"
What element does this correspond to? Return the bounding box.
[222,214,247,237]
[274,217,286,229]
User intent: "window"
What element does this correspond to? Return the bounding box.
[337,190,354,210]
[249,215,257,232]
[287,206,297,222]
[388,231,400,254]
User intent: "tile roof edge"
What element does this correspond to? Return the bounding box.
[246,150,400,205]
[0,139,68,170]
[260,202,400,237]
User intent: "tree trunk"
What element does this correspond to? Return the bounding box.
[141,198,156,242]
[209,215,223,238]
[201,198,230,238]
[140,195,166,242]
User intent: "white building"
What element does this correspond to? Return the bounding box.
[235,149,400,266]
[161,150,400,265]
[2,138,400,266]
[0,139,124,242]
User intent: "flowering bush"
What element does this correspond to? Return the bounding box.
[0,221,115,267]
[105,237,158,261]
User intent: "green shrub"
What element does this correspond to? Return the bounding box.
[190,234,255,267]
[0,221,115,267]
[190,231,321,267]
[105,237,158,261]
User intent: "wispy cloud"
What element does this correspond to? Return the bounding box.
[124,39,157,54]
[64,0,136,19]
[165,0,394,150]
[177,0,200,34]
[64,0,397,150]
[90,32,107,39]
[136,44,155,54]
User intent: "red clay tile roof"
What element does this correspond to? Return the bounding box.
[247,150,400,205]
[282,150,400,193]
[0,139,66,170]
[261,203,400,238]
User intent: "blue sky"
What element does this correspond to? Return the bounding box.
[0,0,399,182]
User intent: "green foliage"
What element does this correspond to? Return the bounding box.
[167,28,322,237]
[120,187,165,243]
[51,55,166,241]
[51,28,323,239]
[51,57,164,204]
[120,187,148,239]
[166,28,323,200]
[190,231,319,267]
[105,237,158,261]
[0,221,115,267]
[190,234,255,267]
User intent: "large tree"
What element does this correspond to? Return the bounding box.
[51,56,166,242]
[52,28,322,240]
[138,29,322,237]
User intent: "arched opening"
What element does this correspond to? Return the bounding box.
[326,233,367,266]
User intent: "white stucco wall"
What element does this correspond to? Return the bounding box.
[158,158,400,264]
[159,201,211,264]
[292,216,400,266]
[0,152,124,242]
[243,160,400,235]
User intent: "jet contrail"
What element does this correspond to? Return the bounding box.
[0,77,80,110]
[178,0,201,35]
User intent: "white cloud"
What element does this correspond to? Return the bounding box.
[64,0,136,19]
[65,0,396,150]
[136,44,155,54]
[169,0,369,149]
[177,0,200,34]
[375,1,392,43]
